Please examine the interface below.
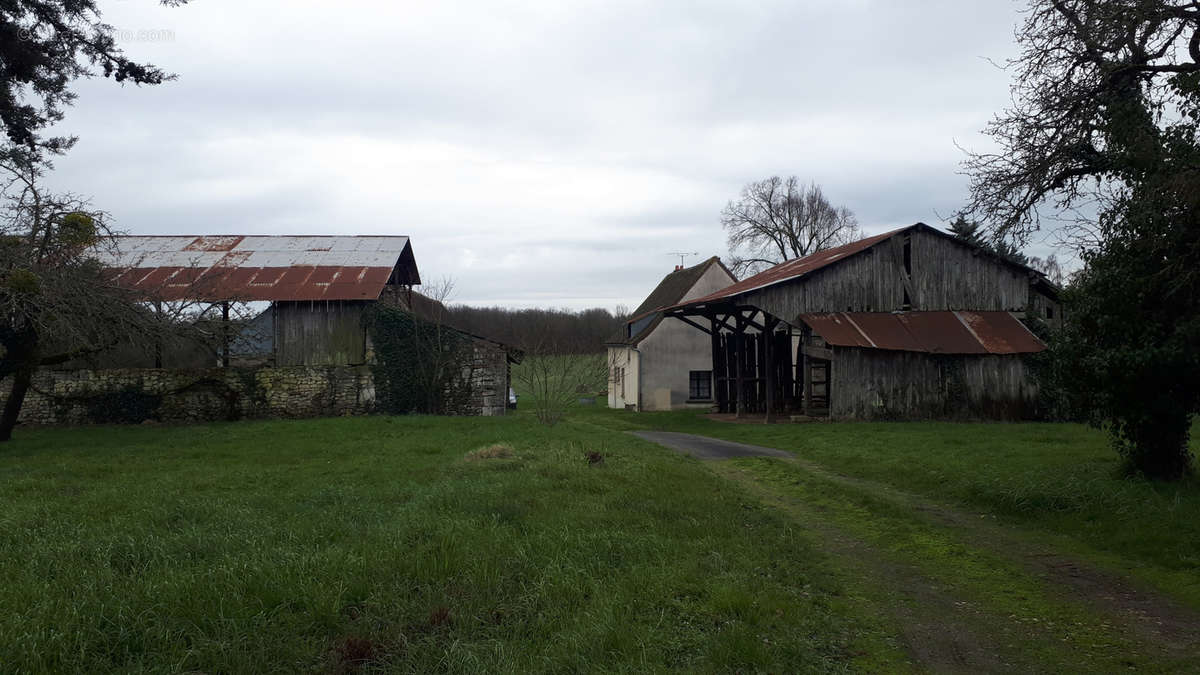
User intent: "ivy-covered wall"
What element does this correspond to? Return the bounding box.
[7,366,376,426]
[365,305,511,417]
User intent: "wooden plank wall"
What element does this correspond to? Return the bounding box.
[747,228,1033,322]
[275,301,368,366]
[830,349,1036,420]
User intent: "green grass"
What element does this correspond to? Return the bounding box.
[0,415,902,673]
[582,407,1200,608]
[5,365,1199,672]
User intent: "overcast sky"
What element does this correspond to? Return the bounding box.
[46,0,1048,310]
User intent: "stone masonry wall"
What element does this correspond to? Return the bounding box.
[462,341,510,417]
[11,366,377,427]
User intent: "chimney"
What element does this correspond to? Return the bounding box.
[674,264,683,271]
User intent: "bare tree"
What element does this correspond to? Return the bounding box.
[1027,253,1065,286]
[0,147,214,439]
[961,0,1200,249]
[722,177,860,276]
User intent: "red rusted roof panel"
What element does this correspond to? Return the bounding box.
[845,313,924,351]
[798,311,1044,355]
[896,311,986,354]
[959,311,1046,354]
[799,313,874,348]
[99,236,417,301]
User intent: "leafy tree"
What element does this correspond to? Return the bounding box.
[1,0,186,155]
[722,177,860,276]
[963,0,1200,478]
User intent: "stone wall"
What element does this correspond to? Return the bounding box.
[462,340,510,417]
[11,365,377,426]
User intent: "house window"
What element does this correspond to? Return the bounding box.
[689,370,713,400]
[1045,306,1054,320]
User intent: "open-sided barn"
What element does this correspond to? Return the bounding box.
[3,235,520,427]
[666,223,1057,420]
[102,235,421,366]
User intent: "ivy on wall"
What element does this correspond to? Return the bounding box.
[364,305,476,415]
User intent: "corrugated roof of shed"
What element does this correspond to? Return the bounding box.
[99,235,420,301]
[798,311,1045,355]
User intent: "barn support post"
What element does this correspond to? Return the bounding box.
[221,301,231,368]
[729,314,739,415]
[764,320,775,423]
[710,313,722,412]
[764,315,780,423]
[802,325,813,417]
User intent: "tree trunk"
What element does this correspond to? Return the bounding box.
[0,366,33,442]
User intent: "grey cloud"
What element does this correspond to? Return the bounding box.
[43,0,1038,310]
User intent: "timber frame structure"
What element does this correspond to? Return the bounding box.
[665,304,820,421]
[664,223,1058,421]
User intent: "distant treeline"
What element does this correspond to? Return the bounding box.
[443,305,629,354]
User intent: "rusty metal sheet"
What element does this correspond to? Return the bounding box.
[184,235,244,252]
[898,311,986,354]
[845,313,924,352]
[957,311,1046,354]
[98,235,419,301]
[798,311,1044,355]
[799,313,875,348]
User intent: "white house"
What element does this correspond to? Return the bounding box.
[605,256,737,411]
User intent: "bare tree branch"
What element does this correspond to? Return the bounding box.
[721,177,860,276]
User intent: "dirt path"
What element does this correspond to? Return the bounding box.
[633,430,1200,672]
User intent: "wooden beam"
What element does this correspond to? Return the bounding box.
[734,314,745,418]
[710,315,722,412]
[802,327,813,417]
[802,344,835,361]
[221,301,231,368]
[667,313,713,335]
[764,323,775,423]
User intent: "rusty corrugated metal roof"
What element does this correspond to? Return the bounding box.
[680,227,906,307]
[675,222,1058,311]
[99,235,420,301]
[798,311,1045,355]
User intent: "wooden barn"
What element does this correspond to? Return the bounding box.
[665,223,1057,421]
[97,234,520,416]
[102,235,422,366]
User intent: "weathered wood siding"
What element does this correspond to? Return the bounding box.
[749,228,1034,322]
[275,301,368,366]
[829,348,1036,420]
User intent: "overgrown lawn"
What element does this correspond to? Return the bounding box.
[0,416,898,672]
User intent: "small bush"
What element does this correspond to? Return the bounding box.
[465,443,514,461]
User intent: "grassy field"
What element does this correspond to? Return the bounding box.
[2,385,1199,671]
[0,415,904,673]
[581,408,1200,608]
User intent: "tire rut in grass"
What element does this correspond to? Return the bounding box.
[633,430,1200,656]
[721,465,1025,674]
[788,457,1200,655]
